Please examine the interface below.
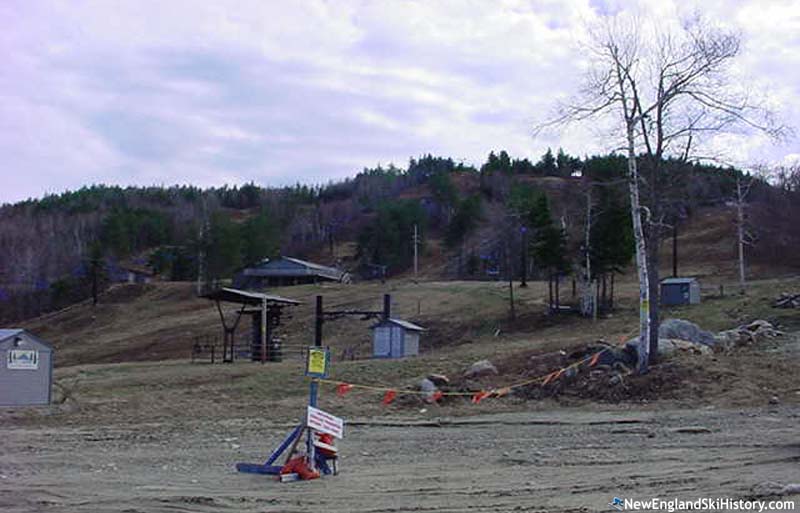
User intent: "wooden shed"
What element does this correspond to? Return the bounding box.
[0,329,53,406]
[660,277,701,306]
[370,318,426,359]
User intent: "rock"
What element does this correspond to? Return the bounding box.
[608,374,623,386]
[464,360,498,379]
[752,481,788,497]
[769,395,780,405]
[626,338,711,358]
[714,329,748,351]
[783,484,800,495]
[659,319,716,346]
[418,378,438,402]
[715,320,784,351]
[666,338,713,355]
[742,320,784,339]
[419,378,436,393]
[427,374,450,387]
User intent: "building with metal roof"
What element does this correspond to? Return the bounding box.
[235,257,350,288]
[660,277,701,306]
[370,318,426,359]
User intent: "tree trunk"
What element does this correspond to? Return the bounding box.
[736,178,747,295]
[582,186,593,317]
[625,123,652,373]
[555,275,560,311]
[647,249,660,364]
[609,273,615,310]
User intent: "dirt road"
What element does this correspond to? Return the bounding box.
[2,406,798,513]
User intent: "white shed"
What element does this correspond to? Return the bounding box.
[0,329,54,406]
[370,318,426,359]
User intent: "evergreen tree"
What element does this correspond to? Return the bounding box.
[536,148,558,176]
[445,195,482,248]
[357,200,426,272]
[206,212,242,281]
[241,208,280,265]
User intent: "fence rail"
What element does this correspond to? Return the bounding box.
[191,335,308,363]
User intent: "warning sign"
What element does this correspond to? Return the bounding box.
[307,405,344,439]
[7,350,38,370]
[305,347,330,378]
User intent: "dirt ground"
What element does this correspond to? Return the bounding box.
[4,277,799,512]
[2,405,799,513]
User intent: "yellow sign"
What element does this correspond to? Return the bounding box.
[306,347,330,378]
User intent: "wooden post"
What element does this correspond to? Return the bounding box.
[315,295,323,347]
[555,275,560,311]
[609,273,615,310]
[520,227,528,287]
[261,298,267,363]
[383,294,391,321]
[672,224,678,278]
[413,224,419,281]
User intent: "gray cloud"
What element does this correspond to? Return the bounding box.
[0,0,797,204]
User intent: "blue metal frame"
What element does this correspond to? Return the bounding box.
[236,423,304,475]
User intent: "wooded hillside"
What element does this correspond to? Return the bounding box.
[1,150,798,322]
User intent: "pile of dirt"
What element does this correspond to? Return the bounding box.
[454,339,729,405]
[545,358,722,403]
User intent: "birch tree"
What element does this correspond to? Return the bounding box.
[538,14,786,372]
[734,174,755,295]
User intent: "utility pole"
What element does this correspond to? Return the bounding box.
[412,224,419,281]
[672,223,678,278]
[196,198,208,296]
[506,242,515,321]
[520,226,528,287]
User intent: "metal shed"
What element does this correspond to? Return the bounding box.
[370,318,426,359]
[660,277,701,306]
[0,329,53,406]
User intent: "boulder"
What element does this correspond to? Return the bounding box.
[752,481,800,497]
[464,360,498,379]
[418,378,438,402]
[659,319,716,346]
[742,319,784,339]
[625,338,711,358]
[426,374,450,387]
[714,329,751,350]
[714,320,784,351]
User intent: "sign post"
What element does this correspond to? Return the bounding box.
[236,343,342,481]
[304,346,331,469]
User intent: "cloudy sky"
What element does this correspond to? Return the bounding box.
[1,0,798,204]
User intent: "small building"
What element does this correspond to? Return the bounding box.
[108,264,154,284]
[660,277,701,306]
[0,329,53,406]
[370,318,426,359]
[236,257,350,288]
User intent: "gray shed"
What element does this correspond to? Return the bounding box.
[370,318,426,359]
[0,329,53,406]
[660,277,701,306]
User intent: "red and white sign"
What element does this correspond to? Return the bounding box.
[307,406,344,439]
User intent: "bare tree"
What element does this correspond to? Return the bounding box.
[734,174,756,295]
[537,14,787,372]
